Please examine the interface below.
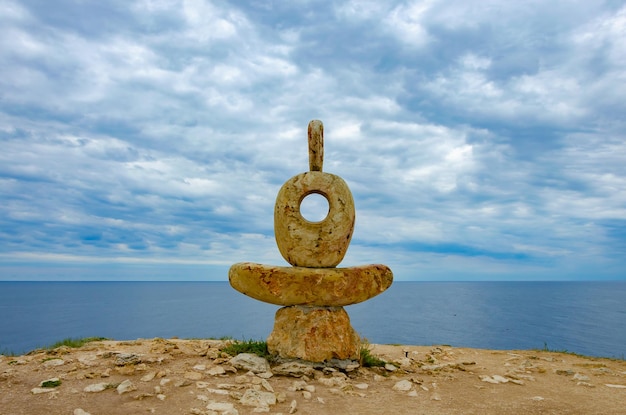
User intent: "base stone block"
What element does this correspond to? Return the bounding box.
[267,306,360,362]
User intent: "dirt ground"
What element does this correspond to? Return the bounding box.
[1,338,625,415]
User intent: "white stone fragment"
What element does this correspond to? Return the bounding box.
[78,355,98,367]
[114,352,142,366]
[289,399,298,414]
[261,379,274,392]
[480,375,509,384]
[141,372,157,382]
[479,375,498,384]
[318,377,346,388]
[175,378,190,387]
[160,378,171,386]
[206,388,230,395]
[117,379,136,395]
[239,389,277,407]
[384,363,397,372]
[42,359,65,368]
[573,373,590,381]
[208,366,226,376]
[31,387,57,395]
[393,380,413,391]
[394,357,412,368]
[276,392,287,403]
[84,382,109,393]
[290,380,308,391]
[206,401,235,411]
[229,353,270,374]
[605,384,626,389]
[185,371,203,380]
[74,409,91,415]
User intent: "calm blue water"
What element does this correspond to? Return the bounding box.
[1,281,625,358]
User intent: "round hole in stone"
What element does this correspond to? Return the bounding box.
[299,192,330,222]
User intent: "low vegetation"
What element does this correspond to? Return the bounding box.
[220,338,271,359]
[359,340,386,367]
[0,347,16,357]
[538,342,625,361]
[40,379,62,388]
[4,335,395,367]
[45,337,108,351]
[2,337,109,357]
[220,337,388,368]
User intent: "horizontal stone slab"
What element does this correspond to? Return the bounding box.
[228,262,393,306]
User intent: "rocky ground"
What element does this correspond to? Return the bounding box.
[1,338,625,415]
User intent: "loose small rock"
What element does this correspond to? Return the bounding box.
[229,354,270,374]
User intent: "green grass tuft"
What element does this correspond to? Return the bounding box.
[220,338,270,359]
[359,339,386,367]
[46,337,108,350]
[41,379,62,388]
[1,347,16,357]
[2,337,108,356]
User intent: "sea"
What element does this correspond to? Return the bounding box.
[1,281,625,359]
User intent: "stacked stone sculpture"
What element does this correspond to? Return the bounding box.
[229,120,393,363]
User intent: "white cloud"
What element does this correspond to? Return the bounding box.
[383,0,434,48]
[0,1,32,27]
[334,0,389,21]
[1,0,625,281]
[181,0,243,40]
[573,5,626,65]
[422,54,590,125]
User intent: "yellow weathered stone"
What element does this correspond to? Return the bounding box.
[308,120,323,172]
[274,171,355,268]
[267,306,360,361]
[228,120,394,363]
[229,262,393,306]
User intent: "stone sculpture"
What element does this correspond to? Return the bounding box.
[229,120,393,363]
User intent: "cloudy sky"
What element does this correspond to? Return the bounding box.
[1,0,625,281]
